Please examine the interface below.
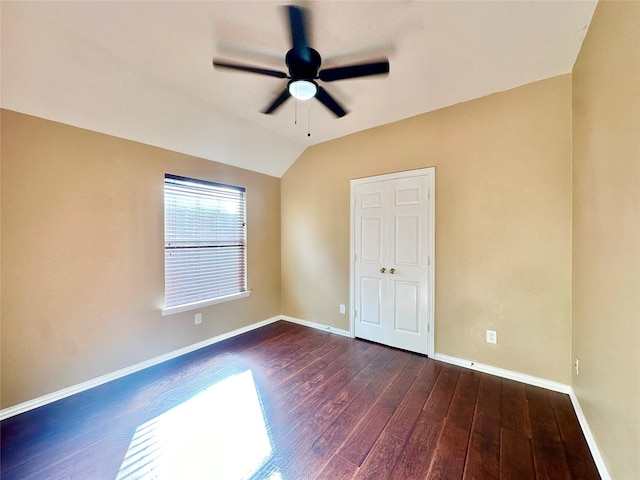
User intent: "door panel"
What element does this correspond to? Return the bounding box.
[361,217,383,263]
[393,280,419,333]
[395,214,420,265]
[361,277,382,326]
[394,186,421,206]
[361,191,384,208]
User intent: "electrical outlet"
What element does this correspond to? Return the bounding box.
[486,330,497,344]
[575,357,580,376]
[339,304,346,314]
[195,313,202,325]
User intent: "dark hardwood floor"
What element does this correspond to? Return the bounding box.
[1,321,600,479]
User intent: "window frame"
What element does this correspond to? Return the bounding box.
[161,174,250,316]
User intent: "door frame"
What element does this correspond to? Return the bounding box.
[349,167,435,357]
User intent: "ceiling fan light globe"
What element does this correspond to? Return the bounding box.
[289,80,317,100]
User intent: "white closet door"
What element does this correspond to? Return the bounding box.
[354,180,389,345]
[353,170,433,355]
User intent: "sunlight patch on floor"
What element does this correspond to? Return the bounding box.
[116,370,275,480]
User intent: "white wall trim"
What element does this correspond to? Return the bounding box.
[568,389,612,480]
[432,353,572,393]
[0,315,282,421]
[281,315,352,338]
[433,352,611,480]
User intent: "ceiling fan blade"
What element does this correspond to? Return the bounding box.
[262,88,292,114]
[213,60,287,79]
[287,5,311,62]
[315,87,348,118]
[318,60,390,82]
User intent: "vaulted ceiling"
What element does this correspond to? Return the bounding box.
[1,1,597,177]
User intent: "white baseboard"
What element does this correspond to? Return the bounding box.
[432,352,572,393]
[0,315,282,421]
[281,315,352,338]
[568,390,612,480]
[432,352,610,480]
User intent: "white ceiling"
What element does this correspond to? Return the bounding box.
[1,1,597,177]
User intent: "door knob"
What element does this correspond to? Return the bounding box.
[380,267,386,273]
[389,268,396,274]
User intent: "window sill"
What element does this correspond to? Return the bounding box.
[161,291,252,316]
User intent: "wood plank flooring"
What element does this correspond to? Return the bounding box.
[1,321,600,479]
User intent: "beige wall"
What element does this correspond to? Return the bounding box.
[572,1,640,478]
[0,110,281,408]
[282,75,573,384]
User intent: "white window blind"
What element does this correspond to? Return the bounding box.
[164,174,247,312]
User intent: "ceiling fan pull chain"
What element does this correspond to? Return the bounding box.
[294,96,298,125]
[307,104,311,137]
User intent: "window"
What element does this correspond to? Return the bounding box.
[162,174,248,315]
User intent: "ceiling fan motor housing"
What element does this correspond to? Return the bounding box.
[286,47,321,80]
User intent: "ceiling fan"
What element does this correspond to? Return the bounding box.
[212,5,390,118]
